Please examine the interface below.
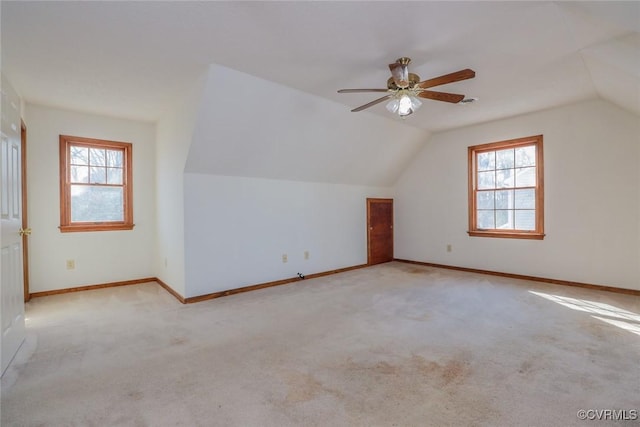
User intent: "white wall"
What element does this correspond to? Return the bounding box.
[177,64,426,298]
[184,173,391,298]
[154,71,207,297]
[25,104,156,292]
[395,99,640,290]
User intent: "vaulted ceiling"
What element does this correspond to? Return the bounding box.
[2,1,638,133]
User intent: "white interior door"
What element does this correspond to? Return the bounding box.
[1,77,26,375]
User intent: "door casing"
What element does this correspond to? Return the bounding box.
[21,120,29,302]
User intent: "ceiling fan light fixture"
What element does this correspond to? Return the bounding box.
[398,94,413,116]
[387,92,422,117]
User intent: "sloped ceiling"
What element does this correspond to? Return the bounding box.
[2,1,638,132]
[558,2,640,116]
[186,65,428,186]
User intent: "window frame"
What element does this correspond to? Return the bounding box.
[467,135,544,240]
[59,135,134,233]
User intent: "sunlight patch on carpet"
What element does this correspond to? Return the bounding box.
[529,290,640,337]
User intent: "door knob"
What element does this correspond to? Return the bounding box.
[19,227,32,236]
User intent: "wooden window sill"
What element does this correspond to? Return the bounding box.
[467,230,545,240]
[59,223,135,233]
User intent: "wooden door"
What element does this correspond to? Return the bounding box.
[1,76,26,375]
[367,198,393,265]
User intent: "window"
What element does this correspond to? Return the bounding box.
[59,135,133,232]
[468,135,544,239]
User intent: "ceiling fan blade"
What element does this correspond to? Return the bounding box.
[389,63,410,88]
[417,90,465,103]
[351,94,393,112]
[417,69,476,89]
[338,89,389,93]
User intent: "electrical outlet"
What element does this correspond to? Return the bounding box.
[304,251,309,260]
[66,259,75,270]
[282,254,288,263]
[446,244,452,253]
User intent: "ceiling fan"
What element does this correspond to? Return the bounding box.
[337,57,475,117]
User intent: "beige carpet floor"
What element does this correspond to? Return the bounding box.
[1,262,639,426]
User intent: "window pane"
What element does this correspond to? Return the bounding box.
[70,146,88,165]
[477,171,495,189]
[70,185,124,222]
[70,165,89,183]
[90,167,106,184]
[496,149,514,169]
[515,167,536,187]
[477,210,495,229]
[107,149,123,167]
[515,210,536,230]
[107,167,123,185]
[477,152,495,171]
[515,188,535,209]
[495,190,512,209]
[89,148,106,166]
[477,191,494,209]
[496,210,513,229]
[496,168,514,188]
[515,145,536,167]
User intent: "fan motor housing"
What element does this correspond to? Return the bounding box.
[387,73,421,90]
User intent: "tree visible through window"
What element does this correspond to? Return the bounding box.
[468,135,544,239]
[59,135,133,232]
